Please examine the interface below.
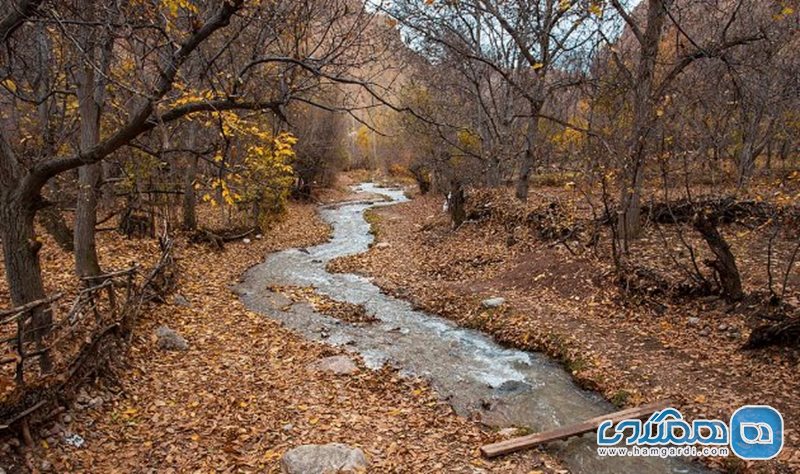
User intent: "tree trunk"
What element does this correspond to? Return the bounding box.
[694,212,744,302]
[618,154,645,246]
[31,24,75,253]
[38,204,73,252]
[1,202,46,310]
[182,123,199,230]
[409,163,431,194]
[74,36,104,277]
[74,79,102,276]
[487,156,502,187]
[73,4,115,278]
[515,101,543,201]
[182,154,198,230]
[735,131,756,188]
[617,0,671,242]
[448,179,466,228]
[0,199,53,370]
[74,162,102,277]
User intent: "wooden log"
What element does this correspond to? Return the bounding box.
[480,401,671,458]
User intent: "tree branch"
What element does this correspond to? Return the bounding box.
[20,0,245,201]
[0,0,42,43]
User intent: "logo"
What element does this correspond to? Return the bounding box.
[730,405,783,460]
[597,405,783,460]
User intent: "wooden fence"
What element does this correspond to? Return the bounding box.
[0,237,174,432]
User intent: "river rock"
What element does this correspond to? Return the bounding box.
[494,380,532,395]
[156,326,189,351]
[281,443,368,474]
[481,297,506,308]
[308,355,358,375]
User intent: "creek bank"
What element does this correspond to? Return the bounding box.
[239,183,700,474]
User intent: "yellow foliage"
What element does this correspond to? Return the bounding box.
[355,125,372,152]
[456,128,481,153]
[1,79,17,93]
[196,111,297,223]
[162,0,198,17]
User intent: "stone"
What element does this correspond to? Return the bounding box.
[374,242,391,249]
[718,323,728,331]
[156,326,189,351]
[481,297,506,309]
[308,355,358,375]
[63,432,86,448]
[497,427,520,438]
[699,327,711,337]
[76,388,90,404]
[687,317,701,327]
[172,294,191,307]
[243,238,251,244]
[280,443,368,474]
[494,380,531,395]
[282,423,294,433]
[255,234,263,240]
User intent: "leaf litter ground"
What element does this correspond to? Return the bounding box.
[1,198,564,473]
[329,188,800,473]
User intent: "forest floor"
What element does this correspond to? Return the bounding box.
[0,185,564,472]
[330,185,800,473]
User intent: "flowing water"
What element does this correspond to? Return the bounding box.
[237,183,702,473]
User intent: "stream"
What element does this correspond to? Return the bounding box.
[237,183,702,473]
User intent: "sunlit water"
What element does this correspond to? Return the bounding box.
[237,183,702,473]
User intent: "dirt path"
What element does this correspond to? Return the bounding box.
[0,200,563,473]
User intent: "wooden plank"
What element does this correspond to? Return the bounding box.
[480,400,671,458]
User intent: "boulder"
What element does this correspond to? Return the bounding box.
[156,326,189,351]
[281,443,368,474]
[308,355,358,375]
[481,297,506,309]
